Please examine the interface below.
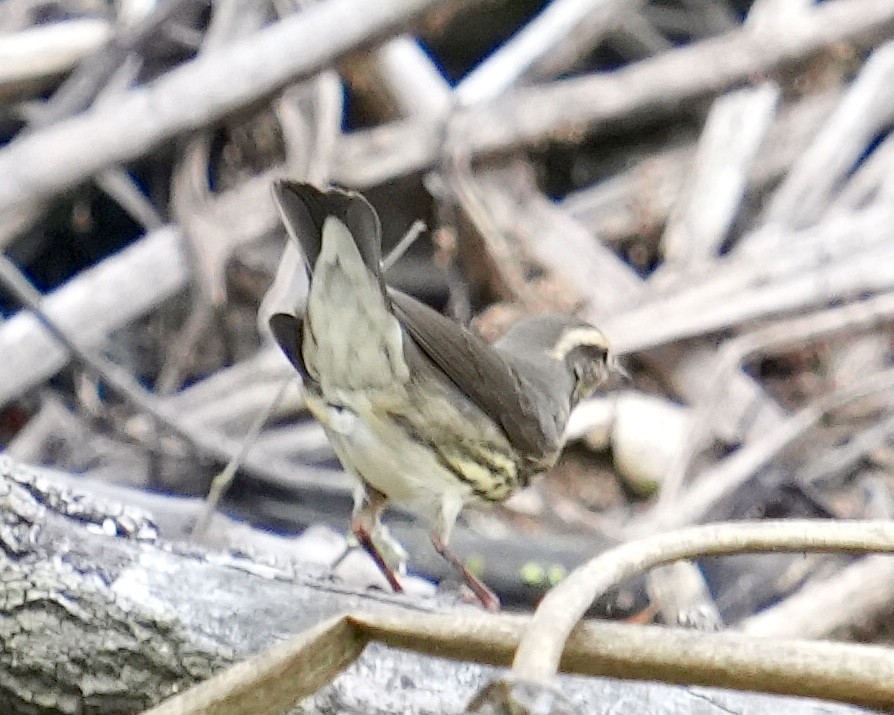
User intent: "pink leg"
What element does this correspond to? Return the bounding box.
[351,486,403,594]
[431,534,500,611]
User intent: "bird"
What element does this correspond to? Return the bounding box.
[267,180,613,610]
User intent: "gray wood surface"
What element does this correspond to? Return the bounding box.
[0,456,876,715]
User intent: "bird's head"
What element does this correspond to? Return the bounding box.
[548,320,615,405]
[496,314,616,408]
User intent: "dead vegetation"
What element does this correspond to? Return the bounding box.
[2,0,894,713]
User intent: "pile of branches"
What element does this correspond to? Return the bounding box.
[2,0,894,712]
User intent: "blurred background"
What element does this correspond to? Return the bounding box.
[1,0,894,639]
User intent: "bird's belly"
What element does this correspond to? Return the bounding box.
[305,391,516,518]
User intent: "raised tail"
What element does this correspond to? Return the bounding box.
[272,180,385,283]
[270,180,407,390]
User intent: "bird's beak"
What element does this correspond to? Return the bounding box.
[608,354,631,386]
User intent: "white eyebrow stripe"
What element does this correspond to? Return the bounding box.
[549,327,609,360]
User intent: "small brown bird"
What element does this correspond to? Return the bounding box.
[268,181,613,609]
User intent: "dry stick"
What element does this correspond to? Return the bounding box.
[333,0,894,187]
[739,552,894,640]
[0,252,347,500]
[628,367,894,536]
[363,611,894,710]
[252,422,330,462]
[0,185,292,409]
[5,1,196,253]
[193,123,430,549]
[563,140,687,236]
[364,36,452,118]
[95,167,165,231]
[365,12,543,305]
[657,292,894,507]
[27,0,198,127]
[608,8,674,58]
[0,0,453,213]
[645,50,781,459]
[442,151,537,305]
[562,89,837,243]
[6,397,73,462]
[160,347,289,418]
[644,185,890,458]
[802,408,894,487]
[747,0,814,31]
[877,146,894,206]
[2,0,887,202]
[605,206,894,354]
[141,555,894,715]
[764,40,894,228]
[169,133,224,309]
[831,131,894,213]
[659,0,740,36]
[382,220,426,272]
[139,615,365,715]
[158,0,274,394]
[659,84,779,269]
[140,602,894,715]
[511,520,894,691]
[0,254,211,438]
[191,375,293,537]
[0,19,112,96]
[473,163,642,314]
[455,0,643,104]
[0,227,189,407]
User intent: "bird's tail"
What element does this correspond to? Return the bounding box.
[272,180,385,284]
[270,181,407,390]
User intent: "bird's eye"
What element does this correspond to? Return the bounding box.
[567,344,608,373]
[567,342,611,403]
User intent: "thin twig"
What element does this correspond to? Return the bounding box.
[140,558,894,715]
[191,374,294,537]
[630,367,894,535]
[382,219,427,273]
[0,0,453,212]
[334,0,894,187]
[656,292,894,508]
[512,519,894,683]
[0,253,348,500]
[738,553,894,639]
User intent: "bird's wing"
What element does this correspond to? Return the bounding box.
[389,289,558,460]
[267,312,312,381]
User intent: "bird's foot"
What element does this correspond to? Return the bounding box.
[352,520,406,594]
[431,535,500,611]
[370,522,409,573]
